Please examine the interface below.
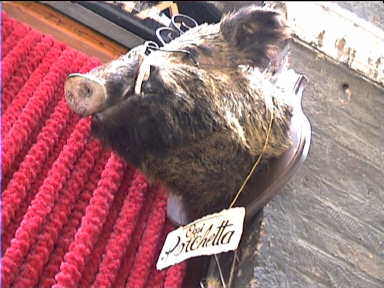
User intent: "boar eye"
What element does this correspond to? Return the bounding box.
[181,47,199,65]
[184,47,199,58]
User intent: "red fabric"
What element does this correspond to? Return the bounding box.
[1,13,186,288]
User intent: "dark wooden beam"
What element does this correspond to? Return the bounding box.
[3,1,128,62]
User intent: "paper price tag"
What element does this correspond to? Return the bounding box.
[157,207,245,270]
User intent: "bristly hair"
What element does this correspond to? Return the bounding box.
[220,6,291,70]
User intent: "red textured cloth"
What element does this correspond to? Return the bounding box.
[1,12,186,288]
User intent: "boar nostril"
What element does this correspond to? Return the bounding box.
[79,83,93,98]
[65,90,73,100]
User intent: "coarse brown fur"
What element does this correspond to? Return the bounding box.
[70,6,293,220]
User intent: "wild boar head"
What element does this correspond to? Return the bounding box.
[65,6,293,219]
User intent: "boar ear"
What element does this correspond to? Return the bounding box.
[220,6,291,69]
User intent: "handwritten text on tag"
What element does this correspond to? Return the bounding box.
[156,207,245,270]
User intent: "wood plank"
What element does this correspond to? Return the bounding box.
[3,1,128,62]
[233,41,384,288]
[267,1,384,89]
[41,1,145,49]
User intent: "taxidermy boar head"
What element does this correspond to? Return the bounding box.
[65,6,292,220]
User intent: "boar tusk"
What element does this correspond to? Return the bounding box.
[135,57,151,95]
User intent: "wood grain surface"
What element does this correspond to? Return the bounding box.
[234,41,384,288]
[3,1,128,62]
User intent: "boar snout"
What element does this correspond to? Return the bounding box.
[65,48,145,117]
[65,73,108,117]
